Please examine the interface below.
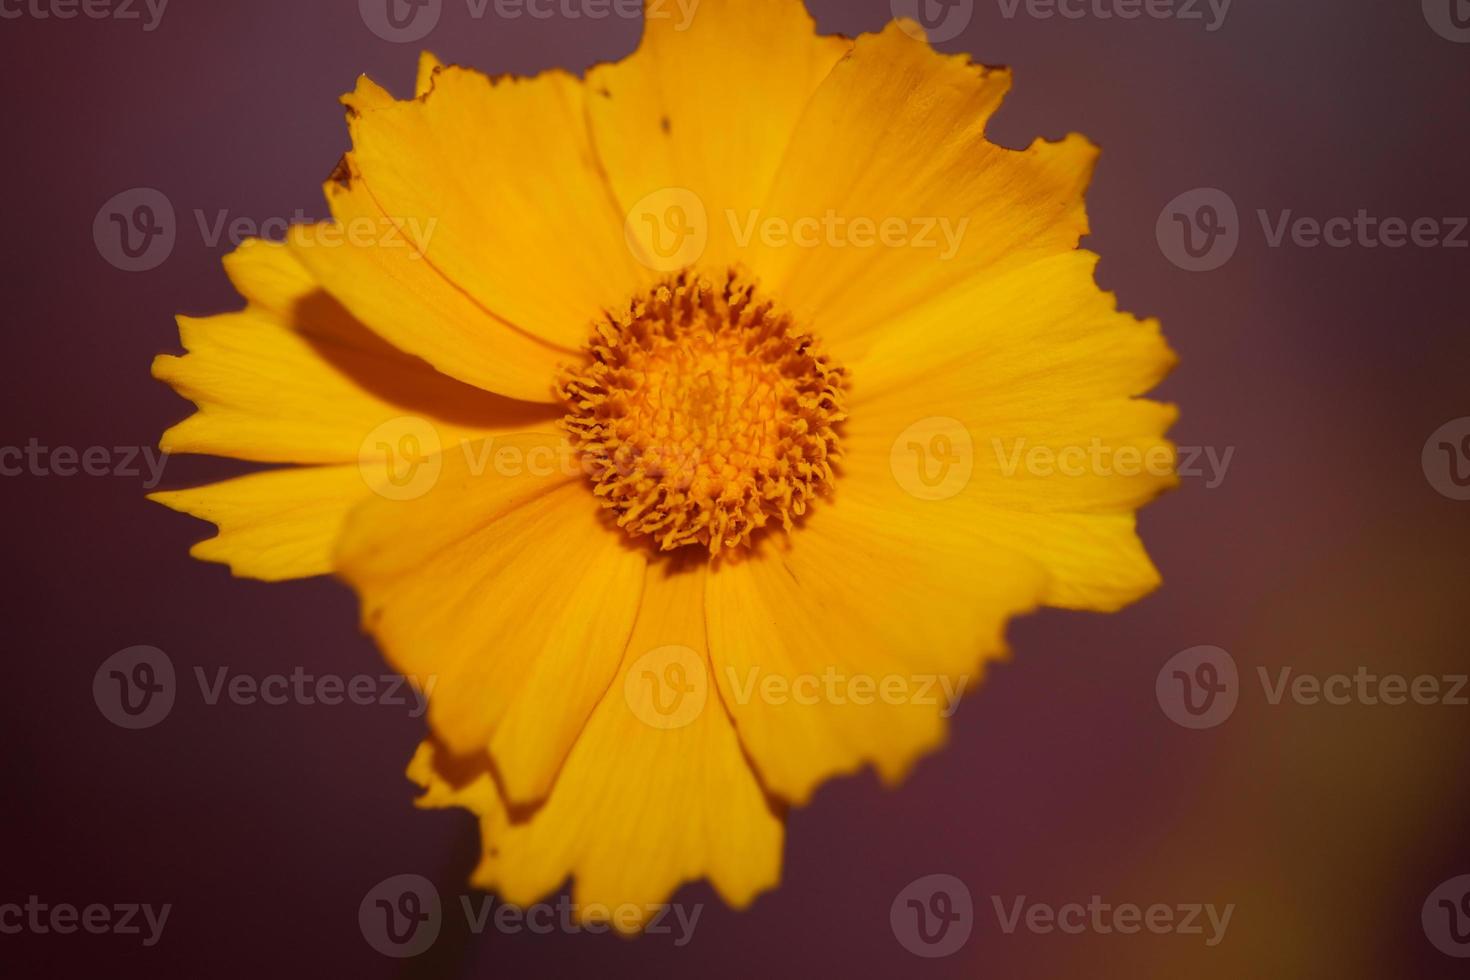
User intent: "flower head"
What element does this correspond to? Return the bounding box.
[152,0,1176,930]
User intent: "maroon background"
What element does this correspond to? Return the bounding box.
[2,0,1469,976]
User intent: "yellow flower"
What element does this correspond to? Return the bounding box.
[151,0,1175,930]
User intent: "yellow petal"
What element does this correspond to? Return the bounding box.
[415,51,444,97]
[328,66,644,355]
[408,562,782,928]
[747,22,1096,361]
[149,465,370,581]
[586,0,851,271]
[154,239,557,463]
[704,475,1049,806]
[335,435,646,805]
[288,168,571,404]
[846,249,1178,516]
[838,250,1176,611]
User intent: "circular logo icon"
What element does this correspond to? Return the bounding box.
[624,187,708,273]
[1422,417,1470,501]
[1156,645,1239,729]
[94,188,176,273]
[359,0,441,42]
[359,416,444,501]
[891,873,973,958]
[1423,875,1470,957]
[1156,187,1239,272]
[359,874,442,957]
[1424,0,1470,42]
[624,645,707,730]
[890,417,975,501]
[891,0,975,43]
[93,645,176,730]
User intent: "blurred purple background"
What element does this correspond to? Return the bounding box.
[2,0,1468,976]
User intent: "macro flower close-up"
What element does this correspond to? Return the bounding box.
[9,0,1466,975]
[149,0,1173,926]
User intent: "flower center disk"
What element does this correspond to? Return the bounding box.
[557,272,848,555]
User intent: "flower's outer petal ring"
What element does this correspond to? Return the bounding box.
[746,22,1096,364]
[154,239,560,463]
[705,475,1050,806]
[335,434,646,806]
[409,562,782,929]
[586,0,852,273]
